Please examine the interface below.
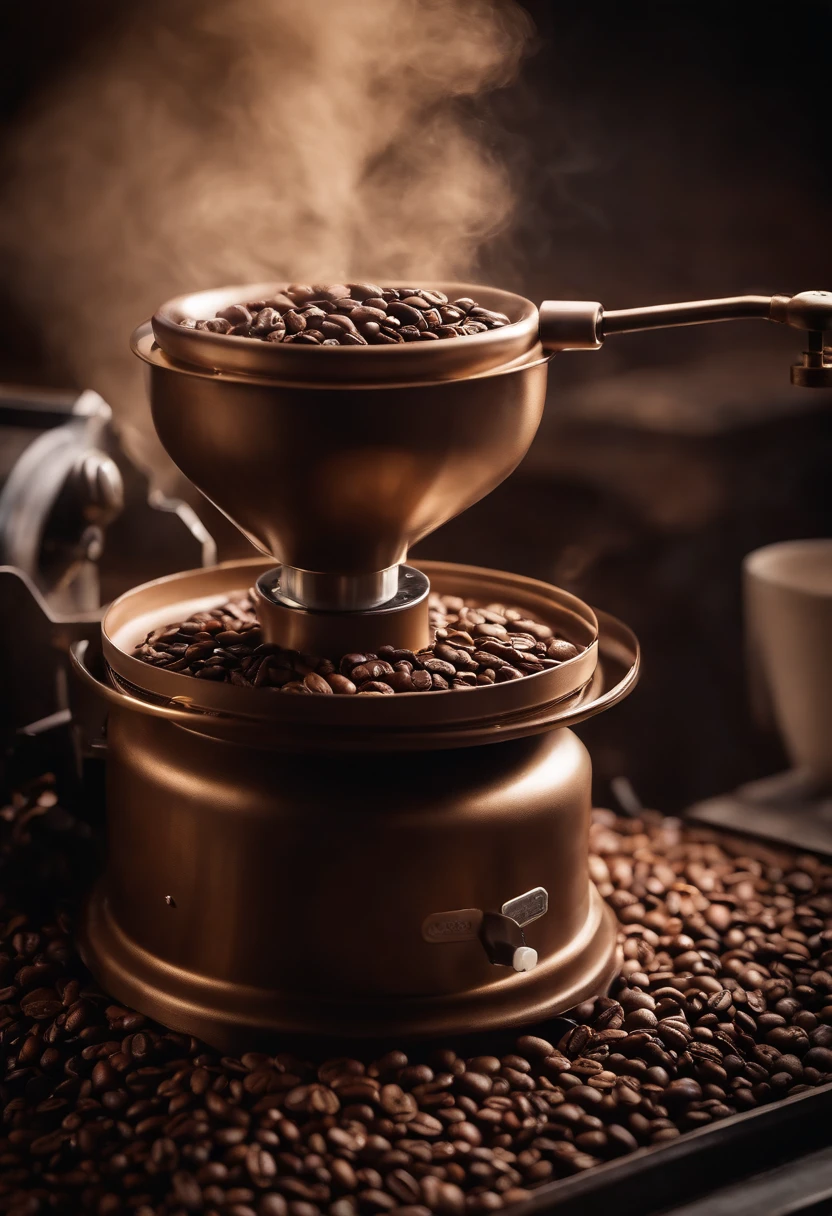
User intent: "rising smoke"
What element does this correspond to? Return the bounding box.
[0,0,533,480]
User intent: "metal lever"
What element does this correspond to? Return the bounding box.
[478,911,538,972]
[539,290,832,387]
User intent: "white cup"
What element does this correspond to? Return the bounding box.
[744,539,832,785]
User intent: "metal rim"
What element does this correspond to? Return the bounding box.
[146,282,543,386]
[133,325,551,391]
[100,558,600,730]
[75,559,639,750]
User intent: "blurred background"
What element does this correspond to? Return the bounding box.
[1,0,830,809]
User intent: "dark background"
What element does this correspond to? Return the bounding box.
[1,0,831,810]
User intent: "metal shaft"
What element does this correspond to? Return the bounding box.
[540,290,832,386]
[600,294,780,336]
[277,565,400,612]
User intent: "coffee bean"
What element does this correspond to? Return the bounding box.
[515,1035,555,1060]
[380,1084,418,1120]
[217,303,252,325]
[6,780,832,1213]
[137,592,577,695]
[252,307,284,334]
[303,673,333,695]
[547,639,580,662]
[325,673,357,695]
[205,317,233,334]
[136,595,586,695]
[560,1025,593,1058]
[351,307,388,326]
[183,286,514,345]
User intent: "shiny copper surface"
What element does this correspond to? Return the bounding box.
[150,282,541,383]
[78,718,616,1043]
[74,560,636,1044]
[100,559,602,742]
[133,325,548,582]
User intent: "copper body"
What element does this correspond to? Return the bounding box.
[73,279,656,1045]
[76,276,829,1044]
[75,560,638,1047]
[135,285,548,582]
[98,560,601,737]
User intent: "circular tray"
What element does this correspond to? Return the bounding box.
[146,282,542,385]
[77,559,638,751]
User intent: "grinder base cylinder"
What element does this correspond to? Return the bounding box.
[74,558,638,1048]
[79,712,617,1047]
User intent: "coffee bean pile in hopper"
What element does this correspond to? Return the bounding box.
[2,781,832,1216]
[179,285,511,345]
[133,592,583,692]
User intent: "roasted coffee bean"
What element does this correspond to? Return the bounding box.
[380,1084,418,1120]
[134,592,583,695]
[204,316,233,334]
[303,673,333,696]
[547,639,580,662]
[183,285,510,344]
[326,673,357,695]
[252,307,284,334]
[5,781,832,1214]
[216,303,252,325]
[351,306,388,326]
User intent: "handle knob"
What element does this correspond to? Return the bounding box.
[771,290,832,332]
[478,911,538,972]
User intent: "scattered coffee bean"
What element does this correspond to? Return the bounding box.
[3,783,832,1214]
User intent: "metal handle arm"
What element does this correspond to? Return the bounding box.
[538,290,832,387]
[601,294,780,335]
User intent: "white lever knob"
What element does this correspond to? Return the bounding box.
[512,946,538,972]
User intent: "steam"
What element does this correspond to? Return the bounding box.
[0,0,532,481]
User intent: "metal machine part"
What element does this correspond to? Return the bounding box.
[256,564,431,657]
[72,558,635,1045]
[66,277,826,1043]
[540,289,832,387]
[277,564,400,612]
[0,386,215,756]
[479,912,537,972]
[99,561,602,735]
[137,283,831,642]
[133,316,547,635]
[421,887,549,973]
[0,388,123,614]
[503,885,549,927]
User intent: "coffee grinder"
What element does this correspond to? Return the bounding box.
[71,284,832,1047]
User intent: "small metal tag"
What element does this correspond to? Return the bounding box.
[422,908,483,944]
[502,887,548,927]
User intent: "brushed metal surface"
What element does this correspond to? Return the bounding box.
[89,720,594,999]
[255,563,432,657]
[276,563,401,611]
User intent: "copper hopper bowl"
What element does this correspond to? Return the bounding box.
[136,284,549,577]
